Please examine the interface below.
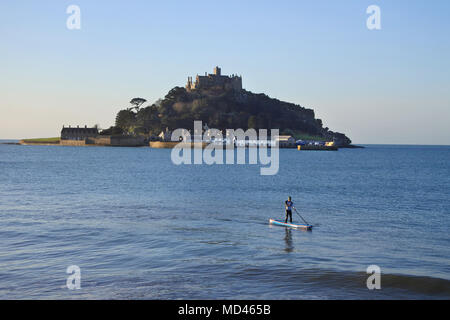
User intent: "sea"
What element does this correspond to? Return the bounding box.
[0,141,449,299]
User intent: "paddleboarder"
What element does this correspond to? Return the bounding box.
[285,196,294,223]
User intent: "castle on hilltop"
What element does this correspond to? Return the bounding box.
[186,66,242,92]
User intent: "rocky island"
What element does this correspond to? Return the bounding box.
[21,66,354,148]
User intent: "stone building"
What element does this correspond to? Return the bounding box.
[61,125,98,140]
[60,125,147,146]
[186,66,242,92]
[275,135,296,147]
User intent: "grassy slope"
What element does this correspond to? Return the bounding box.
[291,131,328,141]
[21,137,60,143]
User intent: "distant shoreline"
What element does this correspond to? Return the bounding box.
[2,139,450,147]
[0,139,366,149]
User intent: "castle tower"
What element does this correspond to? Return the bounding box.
[186,66,242,92]
[186,76,194,90]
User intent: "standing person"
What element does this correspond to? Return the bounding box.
[285,196,294,223]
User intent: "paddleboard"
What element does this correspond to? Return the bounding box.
[269,218,313,230]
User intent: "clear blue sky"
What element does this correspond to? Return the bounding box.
[1,0,449,144]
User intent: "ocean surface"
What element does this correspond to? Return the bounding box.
[0,142,449,299]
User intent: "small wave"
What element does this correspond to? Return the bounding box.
[380,273,450,296]
[235,267,450,297]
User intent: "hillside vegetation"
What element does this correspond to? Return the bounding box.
[106,87,351,146]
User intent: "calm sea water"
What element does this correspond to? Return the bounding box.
[0,142,449,299]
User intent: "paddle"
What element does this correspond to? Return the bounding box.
[293,207,310,226]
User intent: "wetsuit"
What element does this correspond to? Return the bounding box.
[285,200,293,223]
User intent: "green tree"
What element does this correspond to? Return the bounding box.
[128,98,147,112]
[136,105,161,134]
[115,110,136,133]
[99,126,123,135]
[165,87,188,102]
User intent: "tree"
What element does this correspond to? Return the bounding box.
[128,98,147,112]
[136,105,161,133]
[100,126,123,135]
[115,110,136,133]
[165,87,188,102]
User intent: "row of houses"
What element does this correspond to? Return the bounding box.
[60,126,332,148]
[297,140,335,147]
[61,125,98,140]
[157,127,297,147]
[60,125,145,146]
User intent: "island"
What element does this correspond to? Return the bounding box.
[20,66,360,150]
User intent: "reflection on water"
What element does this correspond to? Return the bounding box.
[284,228,293,253]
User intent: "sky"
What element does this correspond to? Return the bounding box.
[0,0,449,144]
